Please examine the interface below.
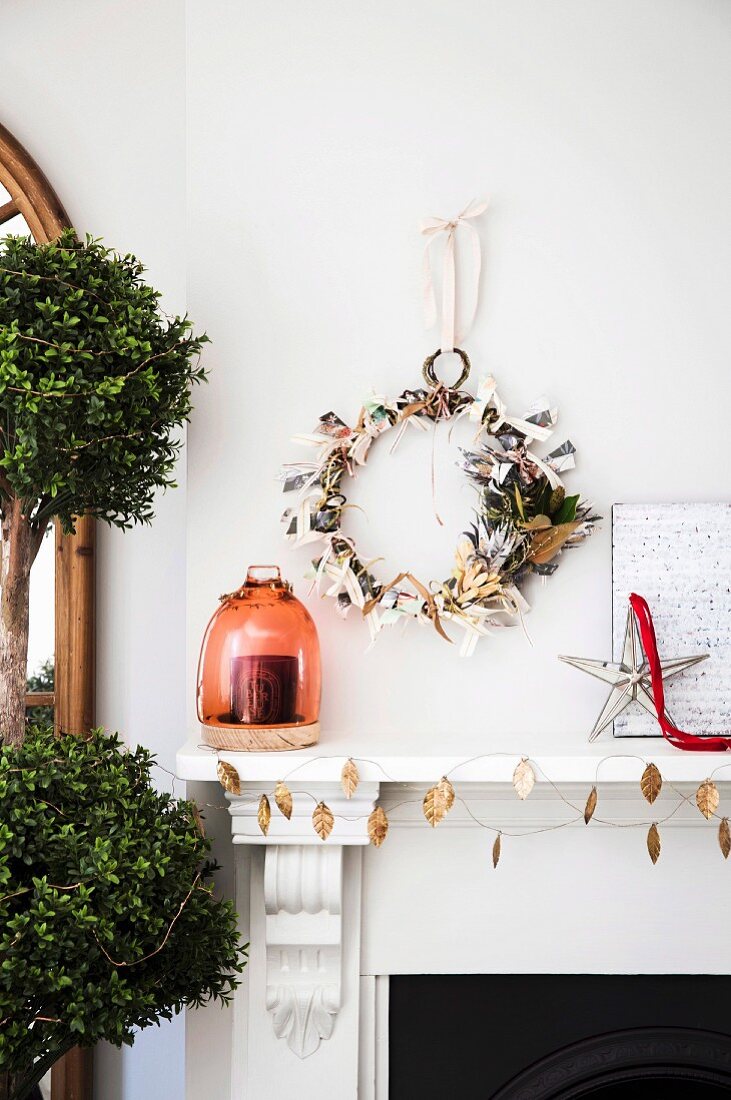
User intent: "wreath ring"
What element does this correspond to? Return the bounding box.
[280,354,597,656]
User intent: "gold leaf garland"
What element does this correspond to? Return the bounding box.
[647,823,661,865]
[513,758,535,800]
[341,758,360,799]
[696,779,720,820]
[190,802,205,839]
[274,780,293,821]
[257,794,271,836]
[313,801,334,841]
[640,763,662,805]
[584,786,597,825]
[216,760,241,796]
[423,785,447,827]
[368,805,389,847]
[215,753,727,866]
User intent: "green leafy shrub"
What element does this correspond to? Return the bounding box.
[0,729,245,1100]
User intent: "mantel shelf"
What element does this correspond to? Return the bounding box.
[176,730,731,786]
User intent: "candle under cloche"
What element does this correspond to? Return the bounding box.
[197,565,321,750]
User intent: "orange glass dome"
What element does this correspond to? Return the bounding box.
[197,566,321,751]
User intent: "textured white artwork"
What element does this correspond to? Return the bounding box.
[612,503,730,738]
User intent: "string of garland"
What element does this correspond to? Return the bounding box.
[213,754,731,866]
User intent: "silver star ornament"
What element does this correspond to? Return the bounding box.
[559,605,708,741]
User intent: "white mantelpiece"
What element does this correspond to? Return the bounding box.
[177,733,731,1100]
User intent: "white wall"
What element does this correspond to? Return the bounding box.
[185,0,731,740]
[2,3,188,1098]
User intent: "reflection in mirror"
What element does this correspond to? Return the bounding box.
[26,525,55,726]
[0,185,55,729]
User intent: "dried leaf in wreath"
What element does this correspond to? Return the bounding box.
[719,818,730,860]
[423,785,447,827]
[647,823,661,865]
[313,801,334,841]
[368,805,389,848]
[527,521,580,566]
[258,794,271,836]
[513,758,535,801]
[341,758,360,799]
[492,833,502,869]
[584,786,597,825]
[437,776,456,812]
[217,760,241,796]
[696,779,720,820]
[274,780,293,820]
[640,763,662,805]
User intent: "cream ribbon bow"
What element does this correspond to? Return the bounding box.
[420,198,488,354]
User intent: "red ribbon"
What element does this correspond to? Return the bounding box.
[629,592,731,752]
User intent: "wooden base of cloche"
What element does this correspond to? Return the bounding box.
[200,721,321,752]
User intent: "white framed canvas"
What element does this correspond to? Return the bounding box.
[611,502,730,738]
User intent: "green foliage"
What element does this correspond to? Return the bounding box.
[25,658,54,728]
[0,728,245,1088]
[0,231,207,532]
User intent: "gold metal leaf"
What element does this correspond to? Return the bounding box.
[274,780,293,821]
[257,794,271,836]
[190,801,205,839]
[696,779,720,820]
[216,760,241,796]
[313,801,334,841]
[341,758,360,799]
[423,785,447,827]
[368,805,389,847]
[647,822,661,864]
[437,776,455,812]
[513,758,535,801]
[492,833,501,869]
[719,818,730,860]
[640,763,662,805]
[584,786,597,825]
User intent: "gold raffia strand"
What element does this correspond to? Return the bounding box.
[341,758,360,799]
[719,818,730,860]
[647,823,661,865]
[492,833,502,869]
[313,801,334,841]
[257,794,271,836]
[696,779,720,820]
[423,785,447,827]
[437,776,455,812]
[274,780,293,820]
[368,806,389,847]
[584,786,597,825]
[513,758,535,800]
[640,762,662,805]
[216,760,241,796]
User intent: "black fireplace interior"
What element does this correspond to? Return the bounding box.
[389,974,731,1098]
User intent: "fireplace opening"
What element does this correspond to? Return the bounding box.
[389,975,731,1098]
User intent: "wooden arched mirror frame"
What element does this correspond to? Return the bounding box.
[0,121,94,1099]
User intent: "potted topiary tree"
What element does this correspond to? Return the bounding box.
[0,729,245,1100]
[0,230,245,1100]
[0,229,206,747]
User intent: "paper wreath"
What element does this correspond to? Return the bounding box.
[280,349,597,655]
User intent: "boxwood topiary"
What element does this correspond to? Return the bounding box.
[0,728,245,1100]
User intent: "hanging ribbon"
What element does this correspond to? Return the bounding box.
[421,198,488,353]
[629,592,731,752]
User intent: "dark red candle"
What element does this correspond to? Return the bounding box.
[230,654,298,725]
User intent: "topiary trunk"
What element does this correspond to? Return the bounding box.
[0,501,40,749]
